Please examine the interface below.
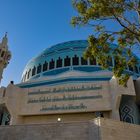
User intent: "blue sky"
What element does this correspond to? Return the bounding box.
[0,0,139,86]
[0,0,95,86]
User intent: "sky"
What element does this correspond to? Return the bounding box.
[0,0,139,86]
[0,0,95,86]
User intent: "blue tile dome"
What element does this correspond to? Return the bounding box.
[21,40,140,82]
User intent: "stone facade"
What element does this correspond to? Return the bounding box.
[0,118,139,140]
[0,39,140,139]
[0,75,139,125]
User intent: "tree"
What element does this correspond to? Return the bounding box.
[71,0,140,87]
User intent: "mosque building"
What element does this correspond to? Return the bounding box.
[0,35,140,139]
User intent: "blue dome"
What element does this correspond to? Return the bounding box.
[21,40,140,82]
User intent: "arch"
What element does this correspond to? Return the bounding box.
[119,95,139,124]
[56,57,62,68]
[1,51,5,57]
[90,57,96,65]
[72,55,79,65]
[64,56,71,67]
[0,104,11,125]
[135,66,139,73]
[49,59,55,70]
[128,66,134,72]
[107,56,113,66]
[43,61,48,72]
[37,64,42,74]
[81,57,88,65]
[32,66,36,76]
[27,69,31,79]
[24,72,27,81]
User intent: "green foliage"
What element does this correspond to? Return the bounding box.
[71,0,140,87]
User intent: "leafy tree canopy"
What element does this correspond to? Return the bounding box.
[71,0,140,87]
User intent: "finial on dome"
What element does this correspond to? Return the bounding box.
[2,32,8,47]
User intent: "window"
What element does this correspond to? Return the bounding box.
[37,64,42,74]
[43,61,48,72]
[128,66,134,72]
[49,59,55,70]
[114,58,117,66]
[135,66,138,73]
[90,57,96,65]
[1,51,5,57]
[72,55,79,65]
[32,66,36,76]
[56,57,62,68]
[81,57,88,65]
[107,56,113,66]
[27,69,31,79]
[24,72,27,81]
[64,56,71,66]
[3,89,6,97]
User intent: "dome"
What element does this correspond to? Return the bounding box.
[21,40,140,83]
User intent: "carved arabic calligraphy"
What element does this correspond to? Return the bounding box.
[40,103,87,111]
[28,85,102,95]
[28,95,102,104]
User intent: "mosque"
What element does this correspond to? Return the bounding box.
[0,34,140,139]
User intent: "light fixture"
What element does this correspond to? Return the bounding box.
[57,118,61,122]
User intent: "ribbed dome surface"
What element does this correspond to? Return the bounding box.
[21,40,140,82]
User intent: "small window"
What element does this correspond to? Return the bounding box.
[37,64,42,74]
[56,57,62,68]
[64,56,71,67]
[3,89,6,97]
[114,58,123,67]
[135,66,138,73]
[114,58,117,66]
[27,69,31,79]
[24,72,27,81]
[72,55,79,65]
[32,66,36,76]
[90,57,96,65]
[129,66,134,72]
[1,51,5,57]
[49,59,55,70]
[107,56,113,66]
[43,61,48,72]
[81,57,88,65]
